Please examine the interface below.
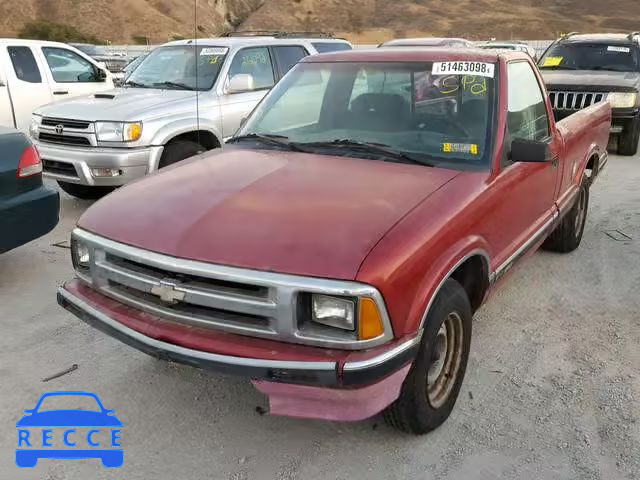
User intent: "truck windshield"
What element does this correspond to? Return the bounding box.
[237,61,496,168]
[126,45,228,91]
[539,43,640,72]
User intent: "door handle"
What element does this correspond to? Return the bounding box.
[53,90,69,95]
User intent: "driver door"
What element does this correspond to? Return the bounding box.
[38,46,108,100]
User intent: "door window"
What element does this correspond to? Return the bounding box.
[42,47,99,83]
[7,46,42,83]
[227,47,275,90]
[273,46,308,77]
[507,62,550,141]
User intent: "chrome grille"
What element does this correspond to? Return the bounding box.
[549,91,608,111]
[104,60,127,72]
[73,229,394,349]
[42,117,91,130]
[39,133,91,146]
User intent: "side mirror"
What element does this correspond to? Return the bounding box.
[239,117,248,128]
[227,74,255,94]
[510,138,550,163]
[98,69,108,81]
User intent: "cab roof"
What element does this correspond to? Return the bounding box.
[381,37,471,46]
[303,47,529,63]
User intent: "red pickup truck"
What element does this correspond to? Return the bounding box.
[58,48,611,434]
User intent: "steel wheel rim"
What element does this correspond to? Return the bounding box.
[574,188,587,235]
[427,312,464,408]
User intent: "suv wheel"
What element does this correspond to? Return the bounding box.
[158,140,204,168]
[618,117,640,156]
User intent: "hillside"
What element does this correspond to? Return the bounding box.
[0,0,265,43]
[1,0,639,43]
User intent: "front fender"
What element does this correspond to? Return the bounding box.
[404,236,491,334]
[150,119,223,148]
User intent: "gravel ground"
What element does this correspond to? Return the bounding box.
[0,154,638,480]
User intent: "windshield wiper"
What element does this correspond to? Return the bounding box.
[153,81,195,91]
[227,133,307,152]
[297,139,434,166]
[123,80,147,88]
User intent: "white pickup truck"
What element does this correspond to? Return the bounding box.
[31,34,352,198]
[0,39,114,133]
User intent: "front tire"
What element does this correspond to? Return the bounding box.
[617,117,640,156]
[57,181,114,200]
[543,177,589,253]
[384,278,472,434]
[158,140,204,168]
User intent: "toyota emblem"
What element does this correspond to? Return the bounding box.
[55,124,64,135]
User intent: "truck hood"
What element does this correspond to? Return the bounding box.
[541,70,640,91]
[35,88,200,121]
[78,149,459,280]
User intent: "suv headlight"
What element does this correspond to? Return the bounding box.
[310,294,386,340]
[607,92,638,109]
[29,115,41,139]
[95,121,142,142]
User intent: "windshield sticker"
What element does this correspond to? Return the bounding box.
[542,56,563,67]
[432,61,495,78]
[440,75,488,96]
[607,46,630,53]
[200,47,228,56]
[443,143,479,155]
[209,56,220,65]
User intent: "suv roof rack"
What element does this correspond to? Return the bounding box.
[223,30,336,39]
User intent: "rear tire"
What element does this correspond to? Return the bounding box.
[57,181,114,200]
[543,177,589,253]
[158,140,204,168]
[617,117,640,156]
[384,279,472,434]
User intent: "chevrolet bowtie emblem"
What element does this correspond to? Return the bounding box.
[150,280,186,304]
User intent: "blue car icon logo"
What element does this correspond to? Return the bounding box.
[16,391,123,468]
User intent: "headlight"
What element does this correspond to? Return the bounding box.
[95,121,142,142]
[29,115,41,139]
[607,92,638,109]
[71,238,91,270]
[311,294,355,331]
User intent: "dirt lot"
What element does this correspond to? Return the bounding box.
[0,154,638,480]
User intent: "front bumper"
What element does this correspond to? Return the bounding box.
[0,185,59,254]
[38,142,164,186]
[57,282,419,418]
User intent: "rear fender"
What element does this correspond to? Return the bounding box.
[406,236,491,334]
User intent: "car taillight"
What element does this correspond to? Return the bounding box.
[17,145,43,178]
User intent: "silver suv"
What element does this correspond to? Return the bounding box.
[32,33,352,198]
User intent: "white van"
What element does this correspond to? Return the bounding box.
[0,39,114,132]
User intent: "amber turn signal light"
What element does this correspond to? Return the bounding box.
[358,297,385,340]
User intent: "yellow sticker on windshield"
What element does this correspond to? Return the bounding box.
[443,143,479,155]
[543,56,563,67]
